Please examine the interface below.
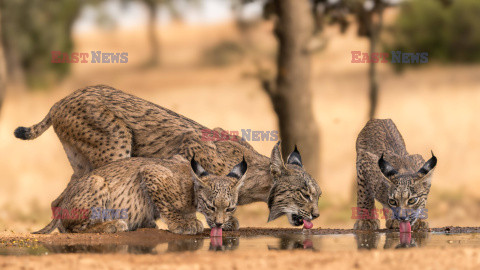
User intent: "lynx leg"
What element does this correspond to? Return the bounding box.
[77,220,129,233]
[412,219,429,231]
[354,176,380,231]
[223,216,239,231]
[60,175,111,233]
[61,142,93,180]
[140,164,203,235]
[161,211,204,235]
[385,218,399,230]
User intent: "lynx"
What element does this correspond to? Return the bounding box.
[15,85,321,227]
[34,155,247,234]
[354,119,437,231]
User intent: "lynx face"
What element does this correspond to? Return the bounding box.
[378,153,437,227]
[191,156,247,229]
[267,142,322,226]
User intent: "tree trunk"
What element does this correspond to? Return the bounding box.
[368,3,384,120]
[368,26,378,120]
[265,0,320,179]
[0,8,6,113]
[145,0,160,65]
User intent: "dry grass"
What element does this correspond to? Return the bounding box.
[1,21,479,232]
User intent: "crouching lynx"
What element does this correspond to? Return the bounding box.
[34,155,247,234]
[15,85,321,227]
[354,119,437,231]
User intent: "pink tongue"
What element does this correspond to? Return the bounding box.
[303,220,313,229]
[400,232,412,244]
[210,227,223,237]
[399,222,411,233]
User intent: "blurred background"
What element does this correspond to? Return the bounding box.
[0,0,479,232]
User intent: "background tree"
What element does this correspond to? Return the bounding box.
[1,0,83,88]
[0,7,6,113]
[311,0,395,119]
[122,0,198,66]
[260,0,321,179]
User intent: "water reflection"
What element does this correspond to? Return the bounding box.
[167,238,204,252]
[3,232,478,256]
[355,231,429,250]
[268,235,315,250]
[209,237,240,251]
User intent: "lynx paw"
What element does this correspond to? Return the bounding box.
[354,219,380,231]
[223,217,239,231]
[386,218,399,230]
[88,220,129,233]
[169,219,204,235]
[412,219,429,231]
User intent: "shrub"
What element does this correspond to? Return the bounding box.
[384,0,480,67]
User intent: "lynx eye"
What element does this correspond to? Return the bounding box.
[408,197,418,205]
[226,207,236,212]
[205,204,215,211]
[388,199,397,206]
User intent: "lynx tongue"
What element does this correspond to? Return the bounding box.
[303,220,314,229]
[210,227,223,237]
[399,221,411,233]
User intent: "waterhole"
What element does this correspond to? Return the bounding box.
[1,232,479,256]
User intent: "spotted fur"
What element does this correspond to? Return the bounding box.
[354,119,437,231]
[15,85,322,227]
[34,155,247,234]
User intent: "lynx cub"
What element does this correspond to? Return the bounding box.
[34,155,247,234]
[354,119,437,232]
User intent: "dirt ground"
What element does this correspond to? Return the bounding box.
[1,227,480,270]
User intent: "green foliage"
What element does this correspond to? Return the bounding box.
[384,0,480,68]
[1,0,82,89]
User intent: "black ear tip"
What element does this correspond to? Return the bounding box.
[378,153,385,165]
[190,153,197,165]
[241,156,247,166]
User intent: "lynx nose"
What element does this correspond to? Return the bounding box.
[312,213,320,219]
[215,222,223,227]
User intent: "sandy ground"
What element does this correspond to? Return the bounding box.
[2,247,479,270]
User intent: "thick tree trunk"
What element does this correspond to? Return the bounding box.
[265,0,320,179]
[0,8,6,113]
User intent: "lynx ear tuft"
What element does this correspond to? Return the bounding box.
[418,152,437,176]
[286,145,303,167]
[270,141,285,178]
[191,154,208,178]
[227,156,248,180]
[378,154,398,178]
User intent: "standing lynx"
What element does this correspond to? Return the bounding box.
[15,85,321,227]
[354,119,437,231]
